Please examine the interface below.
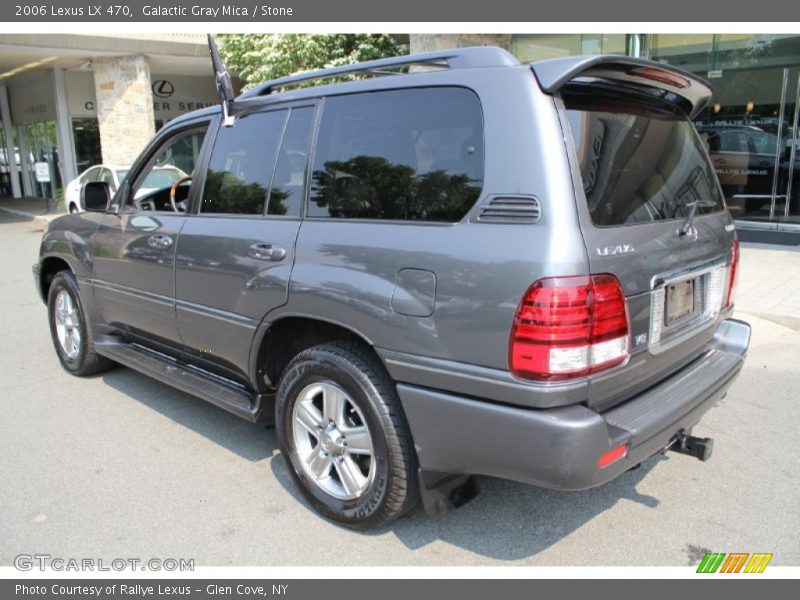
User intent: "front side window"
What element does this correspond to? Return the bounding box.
[309,87,484,222]
[128,126,208,212]
[201,109,287,215]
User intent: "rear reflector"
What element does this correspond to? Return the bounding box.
[598,444,628,469]
[725,238,740,310]
[509,274,630,381]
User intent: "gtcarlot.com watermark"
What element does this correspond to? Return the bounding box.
[14,554,194,572]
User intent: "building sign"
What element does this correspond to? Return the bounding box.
[66,71,220,123]
[8,73,55,125]
[34,162,50,183]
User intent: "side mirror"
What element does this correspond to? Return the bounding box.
[81,181,111,212]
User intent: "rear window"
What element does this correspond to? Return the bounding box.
[563,93,723,227]
[309,87,484,222]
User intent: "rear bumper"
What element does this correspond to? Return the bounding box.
[397,318,750,490]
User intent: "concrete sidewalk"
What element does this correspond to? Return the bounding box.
[737,244,800,330]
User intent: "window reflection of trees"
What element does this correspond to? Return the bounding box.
[202,169,268,215]
[311,155,482,222]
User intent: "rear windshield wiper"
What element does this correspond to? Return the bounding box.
[679,200,718,236]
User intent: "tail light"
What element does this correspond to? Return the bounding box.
[725,238,740,310]
[509,274,630,381]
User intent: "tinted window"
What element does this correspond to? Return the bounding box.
[201,110,287,215]
[309,88,484,222]
[267,106,313,217]
[564,94,723,226]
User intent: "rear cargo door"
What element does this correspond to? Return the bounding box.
[537,61,737,409]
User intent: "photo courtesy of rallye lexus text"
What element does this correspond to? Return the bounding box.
[32,36,750,529]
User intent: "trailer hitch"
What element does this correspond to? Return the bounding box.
[669,432,714,462]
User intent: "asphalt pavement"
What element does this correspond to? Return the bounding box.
[0,210,798,566]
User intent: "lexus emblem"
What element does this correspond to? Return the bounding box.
[152,80,174,98]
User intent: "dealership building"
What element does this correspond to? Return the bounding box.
[0,33,222,201]
[1,33,799,236]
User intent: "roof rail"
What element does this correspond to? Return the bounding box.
[237,46,519,99]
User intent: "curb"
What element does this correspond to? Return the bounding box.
[738,311,800,332]
[0,206,61,225]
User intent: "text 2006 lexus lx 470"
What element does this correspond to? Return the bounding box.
[34,46,750,529]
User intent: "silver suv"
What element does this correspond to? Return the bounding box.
[34,47,750,529]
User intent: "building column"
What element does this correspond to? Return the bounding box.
[0,85,22,198]
[16,122,33,197]
[410,34,514,55]
[52,67,77,185]
[93,55,155,166]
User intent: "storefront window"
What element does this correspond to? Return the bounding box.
[19,120,62,200]
[0,123,10,197]
[653,34,800,226]
[512,34,626,62]
[72,118,101,173]
[650,34,715,72]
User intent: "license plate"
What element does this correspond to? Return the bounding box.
[666,279,696,324]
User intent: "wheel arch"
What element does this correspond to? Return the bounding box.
[37,255,74,303]
[250,315,384,391]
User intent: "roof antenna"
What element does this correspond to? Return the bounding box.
[207,34,236,127]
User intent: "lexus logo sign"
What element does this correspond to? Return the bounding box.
[152,80,175,98]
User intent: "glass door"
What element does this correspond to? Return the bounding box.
[779,73,800,224]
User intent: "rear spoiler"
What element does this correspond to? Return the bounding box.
[531,55,713,120]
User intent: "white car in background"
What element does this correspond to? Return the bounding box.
[65,164,187,213]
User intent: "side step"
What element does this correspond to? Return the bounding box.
[96,341,273,423]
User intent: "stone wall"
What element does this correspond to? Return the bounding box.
[93,55,155,166]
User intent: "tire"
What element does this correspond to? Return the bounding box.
[47,270,113,376]
[276,341,419,529]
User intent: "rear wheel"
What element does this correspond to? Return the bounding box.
[47,271,113,376]
[276,341,418,529]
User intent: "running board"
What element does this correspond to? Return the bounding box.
[95,341,273,423]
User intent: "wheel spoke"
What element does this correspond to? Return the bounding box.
[334,455,366,497]
[322,386,346,426]
[342,425,372,455]
[295,401,323,436]
[306,446,332,479]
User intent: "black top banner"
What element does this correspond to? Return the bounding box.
[1,0,800,22]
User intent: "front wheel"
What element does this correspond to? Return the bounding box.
[47,270,113,376]
[276,341,418,529]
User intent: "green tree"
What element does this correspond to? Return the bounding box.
[218,34,408,90]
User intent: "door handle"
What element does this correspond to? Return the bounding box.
[249,243,286,261]
[147,234,173,249]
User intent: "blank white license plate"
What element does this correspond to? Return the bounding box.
[666,279,696,324]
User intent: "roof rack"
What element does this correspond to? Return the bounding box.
[237,46,519,99]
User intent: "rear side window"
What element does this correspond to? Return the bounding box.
[201,109,287,215]
[309,87,484,222]
[563,93,723,227]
